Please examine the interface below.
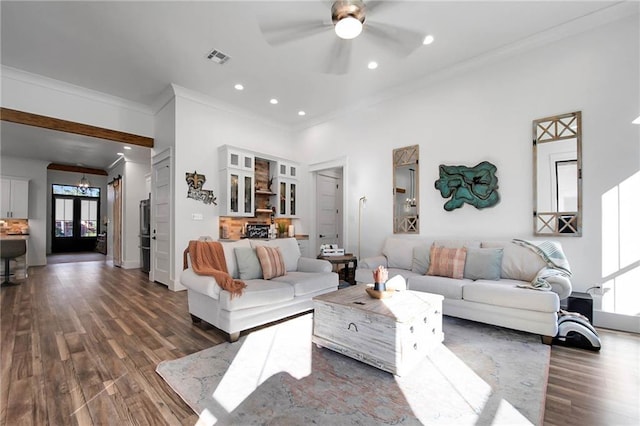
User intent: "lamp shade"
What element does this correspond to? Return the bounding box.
[335,16,363,39]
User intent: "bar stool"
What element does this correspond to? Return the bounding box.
[1,239,27,287]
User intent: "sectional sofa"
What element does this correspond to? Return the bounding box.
[181,237,338,341]
[355,237,572,338]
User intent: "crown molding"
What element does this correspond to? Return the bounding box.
[293,2,639,132]
[1,66,154,116]
[170,84,290,133]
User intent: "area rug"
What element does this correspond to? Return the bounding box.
[157,314,549,425]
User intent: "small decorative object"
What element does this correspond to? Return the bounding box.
[367,266,394,299]
[277,222,287,238]
[186,171,217,205]
[434,161,500,211]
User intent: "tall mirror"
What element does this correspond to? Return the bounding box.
[393,145,419,234]
[533,111,582,236]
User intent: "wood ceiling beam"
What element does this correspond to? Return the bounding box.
[47,163,108,176]
[0,107,154,148]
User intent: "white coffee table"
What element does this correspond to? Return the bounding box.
[312,284,444,376]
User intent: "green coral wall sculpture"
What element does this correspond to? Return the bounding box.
[435,161,500,211]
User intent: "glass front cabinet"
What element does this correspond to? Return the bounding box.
[274,161,298,218]
[219,147,255,217]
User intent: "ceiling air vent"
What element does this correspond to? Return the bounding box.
[206,49,230,65]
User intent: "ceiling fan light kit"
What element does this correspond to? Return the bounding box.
[332,0,366,40]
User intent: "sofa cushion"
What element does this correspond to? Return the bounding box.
[256,246,286,279]
[383,237,425,270]
[434,240,481,249]
[251,238,301,272]
[218,280,294,311]
[407,275,469,300]
[234,247,263,280]
[221,239,251,279]
[481,241,546,281]
[463,279,560,312]
[463,248,504,281]
[272,271,337,296]
[427,246,467,279]
[355,267,421,284]
[411,244,432,274]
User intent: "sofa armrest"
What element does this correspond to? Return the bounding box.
[180,268,221,299]
[297,257,332,273]
[546,273,572,300]
[359,255,388,269]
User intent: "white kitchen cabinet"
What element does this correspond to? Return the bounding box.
[219,169,255,217]
[1,177,29,218]
[275,178,298,218]
[220,147,254,171]
[277,162,297,179]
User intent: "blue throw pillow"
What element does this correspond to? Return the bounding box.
[463,248,504,281]
[234,247,263,280]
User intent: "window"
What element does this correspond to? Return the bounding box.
[55,198,74,237]
[80,199,98,237]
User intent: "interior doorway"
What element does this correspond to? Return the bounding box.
[315,167,344,254]
[51,184,100,253]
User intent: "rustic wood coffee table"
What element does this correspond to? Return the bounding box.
[312,284,444,376]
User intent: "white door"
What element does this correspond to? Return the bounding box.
[316,173,340,253]
[151,152,171,286]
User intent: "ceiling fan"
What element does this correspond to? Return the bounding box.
[258,0,427,75]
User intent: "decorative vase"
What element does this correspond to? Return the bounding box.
[373,282,386,292]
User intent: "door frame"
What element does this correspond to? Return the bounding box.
[309,156,349,257]
[51,189,100,253]
[150,147,173,287]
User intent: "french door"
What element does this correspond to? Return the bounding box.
[52,185,100,253]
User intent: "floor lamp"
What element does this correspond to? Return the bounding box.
[358,196,367,260]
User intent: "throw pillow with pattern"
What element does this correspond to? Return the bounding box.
[427,245,467,279]
[256,246,286,280]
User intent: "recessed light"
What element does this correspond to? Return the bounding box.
[270,98,278,105]
[124,146,131,150]
[117,152,124,156]
[298,111,306,116]
[367,61,378,70]
[423,35,435,45]
[234,83,244,91]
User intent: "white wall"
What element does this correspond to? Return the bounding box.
[295,15,640,299]
[0,156,48,266]
[46,170,108,254]
[107,159,150,269]
[2,66,154,137]
[169,86,294,289]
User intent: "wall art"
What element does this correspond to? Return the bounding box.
[435,161,500,211]
[185,171,217,205]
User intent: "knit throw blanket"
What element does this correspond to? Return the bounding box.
[183,241,246,298]
[512,239,572,291]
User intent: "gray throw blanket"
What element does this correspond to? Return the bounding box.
[513,239,572,291]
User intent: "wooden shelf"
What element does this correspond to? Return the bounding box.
[255,208,273,213]
[255,190,276,195]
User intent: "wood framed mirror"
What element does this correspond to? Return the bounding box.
[533,111,582,236]
[393,145,419,234]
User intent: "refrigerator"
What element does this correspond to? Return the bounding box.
[140,198,150,273]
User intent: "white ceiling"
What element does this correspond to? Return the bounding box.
[1,1,637,170]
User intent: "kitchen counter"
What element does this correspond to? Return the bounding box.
[0,234,30,240]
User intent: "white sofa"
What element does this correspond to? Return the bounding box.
[355,237,572,339]
[181,237,338,342]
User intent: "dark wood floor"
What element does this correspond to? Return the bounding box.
[1,261,638,425]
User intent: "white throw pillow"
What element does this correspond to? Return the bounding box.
[383,237,423,270]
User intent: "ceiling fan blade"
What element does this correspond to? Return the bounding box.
[259,20,332,46]
[364,21,425,57]
[325,39,352,75]
[364,1,394,16]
